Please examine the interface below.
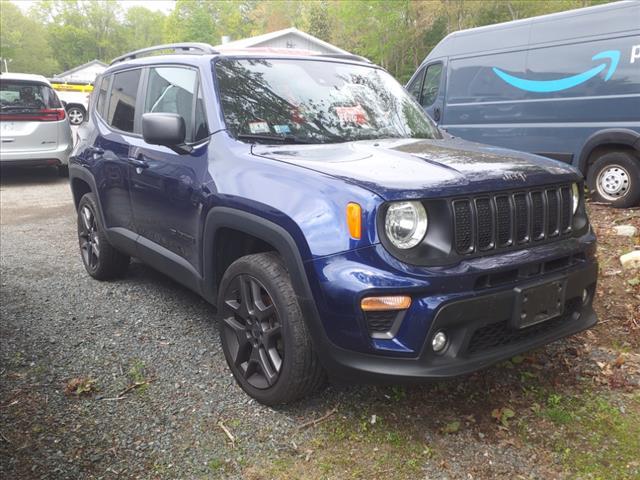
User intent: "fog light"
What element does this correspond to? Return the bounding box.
[582,288,590,305]
[432,331,447,353]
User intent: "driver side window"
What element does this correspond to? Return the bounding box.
[421,63,443,107]
[144,67,200,142]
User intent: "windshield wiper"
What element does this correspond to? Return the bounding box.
[236,133,312,144]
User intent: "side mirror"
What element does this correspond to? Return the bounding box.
[142,113,190,153]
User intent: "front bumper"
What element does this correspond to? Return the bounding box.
[303,231,598,382]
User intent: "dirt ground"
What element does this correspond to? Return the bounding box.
[1,167,638,479]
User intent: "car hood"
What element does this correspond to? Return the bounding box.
[252,138,581,201]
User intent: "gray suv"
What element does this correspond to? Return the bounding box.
[0,73,73,176]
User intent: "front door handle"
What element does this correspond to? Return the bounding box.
[127,157,149,169]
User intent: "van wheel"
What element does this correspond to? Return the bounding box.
[217,252,325,405]
[77,193,130,280]
[587,152,640,208]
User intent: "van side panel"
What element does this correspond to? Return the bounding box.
[443,34,640,163]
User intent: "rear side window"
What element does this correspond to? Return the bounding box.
[144,66,198,141]
[0,80,62,110]
[421,63,442,107]
[107,69,141,133]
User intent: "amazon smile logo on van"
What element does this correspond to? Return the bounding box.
[492,50,620,93]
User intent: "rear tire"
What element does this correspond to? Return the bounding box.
[217,252,325,405]
[77,193,129,280]
[586,152,640,208]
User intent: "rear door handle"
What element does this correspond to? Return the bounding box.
[87,146,104,155]
[127,157,149,169]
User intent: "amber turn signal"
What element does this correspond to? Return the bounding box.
[361,295,412,311]
[346,202,362,240]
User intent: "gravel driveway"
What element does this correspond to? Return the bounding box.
[1,168,638,479]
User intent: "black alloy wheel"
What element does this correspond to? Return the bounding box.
[78,203,100,273]
[217,252,325,405]
[221,274,284,389]
[76,193,129,280]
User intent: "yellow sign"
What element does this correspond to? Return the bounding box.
[51,83,94,93]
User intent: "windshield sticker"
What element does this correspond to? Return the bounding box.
[336,105,368,125]
[248,121,270,134]
[273,124,291,134]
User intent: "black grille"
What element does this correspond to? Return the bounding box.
[452,185,574,255]
[466,299,580,355]
[560,186,572,232]
[531,192,544,240]
[514,193,528,243]
[365,311,397,334]
[495,196,511,247]
[546,189,559,236]
[476,198,493,250]
[453,200,473,253]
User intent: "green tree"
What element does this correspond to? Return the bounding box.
[32,0,126,70]
[165,0,254,45]
[0,1,58,75]
[122,6,167,52]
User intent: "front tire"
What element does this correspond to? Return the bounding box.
[77,193,129,280]
[587,152,640,208]
[217,252,325,405]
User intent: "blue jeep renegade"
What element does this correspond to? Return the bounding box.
[70,43,598,405]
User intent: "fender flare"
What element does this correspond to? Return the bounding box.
[201,207,331,352]
[578,128,640,174]
[69,164,105,223]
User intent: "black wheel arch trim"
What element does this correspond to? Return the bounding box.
[578,128,640,174]
[69,164,138,258]
[202,207,333,357]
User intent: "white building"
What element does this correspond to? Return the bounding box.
[215,27,350,55]
[53,59,107,84]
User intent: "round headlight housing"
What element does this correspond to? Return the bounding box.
[571,182,580,214]
[384,201,428,249]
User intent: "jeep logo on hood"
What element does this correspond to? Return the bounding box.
[503,172,527,182]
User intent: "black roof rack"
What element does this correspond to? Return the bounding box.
[319,53,372,64]
[110,43,218,66]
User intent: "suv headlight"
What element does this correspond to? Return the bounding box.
[384,201,428,249]
[571,182,580,214]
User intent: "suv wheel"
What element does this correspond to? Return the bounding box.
[77,193,129,279]
[218,252,325,405]
[587,152,640,208]
[67,106,85,125]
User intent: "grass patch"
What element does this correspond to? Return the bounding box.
[246,413,432,480]
[540,393,640,479]
[128,359,149,395]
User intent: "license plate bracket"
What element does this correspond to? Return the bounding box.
[512,277,567,329]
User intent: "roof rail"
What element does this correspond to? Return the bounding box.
[320,53,372,64]
[110,43,218,66]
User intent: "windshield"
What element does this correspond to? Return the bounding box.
[214,58,440,144]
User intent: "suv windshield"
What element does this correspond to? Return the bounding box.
[0,80,61,112]
[215,58,440,144]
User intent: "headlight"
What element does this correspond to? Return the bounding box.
[384,201,428,249]
[571,183,580,214]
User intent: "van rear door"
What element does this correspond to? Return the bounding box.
[0,80,65,153]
